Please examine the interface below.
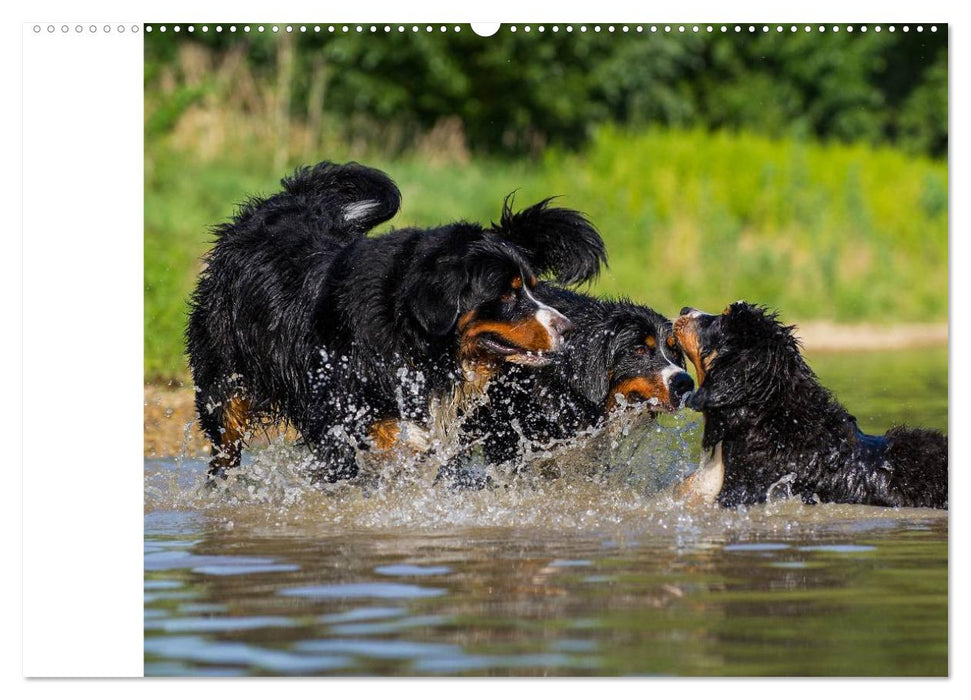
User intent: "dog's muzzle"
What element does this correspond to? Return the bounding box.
[668,370,695,405]
[536,307,573,351]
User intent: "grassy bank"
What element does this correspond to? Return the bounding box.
[145,127,947,381]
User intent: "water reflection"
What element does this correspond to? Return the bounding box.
[807,346,947,433]
[145,503,946,676]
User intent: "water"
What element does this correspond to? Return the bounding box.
[144,348,948,676]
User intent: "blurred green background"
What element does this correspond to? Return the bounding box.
[145,25,948,382]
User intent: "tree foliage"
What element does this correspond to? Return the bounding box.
[145,26,947,157]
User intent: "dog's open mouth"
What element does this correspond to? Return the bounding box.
[476,332,552,366]
[607,377,674,414]
[626,391,676,413]
[606,390,672,418]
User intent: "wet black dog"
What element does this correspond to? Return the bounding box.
[672,302,947,509]
[449,285,694,479]
[187,161,605,483]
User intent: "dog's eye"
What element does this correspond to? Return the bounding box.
[500,291,516,304]
[633,346,648,356]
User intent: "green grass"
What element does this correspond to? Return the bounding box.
[145,127,947,382]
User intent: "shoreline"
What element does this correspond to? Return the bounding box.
[795,321,947,353]
[145,322,947,459]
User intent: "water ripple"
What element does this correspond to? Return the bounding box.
[281,582,447,600]
[375,564,452,576]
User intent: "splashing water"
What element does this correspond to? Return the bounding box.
[144,404,715,532]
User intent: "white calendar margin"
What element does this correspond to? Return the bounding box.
[23,21,144,679]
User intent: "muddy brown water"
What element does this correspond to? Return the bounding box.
[144,347,948,676]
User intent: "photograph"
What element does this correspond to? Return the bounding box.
[142,22,948,676]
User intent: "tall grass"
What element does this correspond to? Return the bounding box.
[543,126,947,320]
[145,127,947,382]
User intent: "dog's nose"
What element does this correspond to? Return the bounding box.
[668,371,695,399]
[537,308,572,349]
[680,307,696,317]
[550,312,573,336]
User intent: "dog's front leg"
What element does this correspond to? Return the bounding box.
[435,448,492,490]
[306,427,362,484]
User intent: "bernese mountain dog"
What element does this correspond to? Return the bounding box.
[443,284,694,481]
[672,301,947,509]
[186,161,605,483]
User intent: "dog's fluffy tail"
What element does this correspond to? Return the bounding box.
[282,161,401,238]
[216,161,401,242]
[493,195,607,285]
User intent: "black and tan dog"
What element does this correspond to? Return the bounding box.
[445,285,694,480]
[187,161,605,483]
[672,302,947,509]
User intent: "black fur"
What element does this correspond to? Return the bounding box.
[456,284,693,472]
[673,302,948,509]
[186,161,605,483]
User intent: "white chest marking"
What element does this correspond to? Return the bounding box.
[675,441,725,505]
[398,420,432,452]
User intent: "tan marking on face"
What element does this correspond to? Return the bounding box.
[606,376,671,412]
[666,335,677,349]
[369,418,401,450]
[673,316,704,380]
[645,335,657,350]
[459,317,554,362]
[457,309,478,332]
[527,274,538,287]
[511,276,523,290]
[673,315,716,384]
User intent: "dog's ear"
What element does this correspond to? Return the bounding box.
[686,381,745,412]
[567,327,614,405]
[493,195,607,285]
[404,263,468,337]
[688,352,778,411]
[580,352,611,405]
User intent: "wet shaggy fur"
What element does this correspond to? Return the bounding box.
[186,161,605,483]
[674,302,948,509]
[452,285,694,476]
